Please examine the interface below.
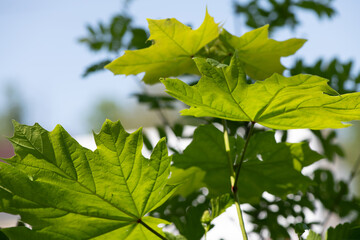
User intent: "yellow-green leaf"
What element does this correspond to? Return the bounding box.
[220,25,306,80]
[163,54,360,130]
[0,120,176,239]
[105,10,219,84]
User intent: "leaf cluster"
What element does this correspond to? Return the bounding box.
[105,11,306,84]
[235,0,336,31]
[1,2,360,240]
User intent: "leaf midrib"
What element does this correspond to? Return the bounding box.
[254,76,314,121]
[100,131,141,217]
[7,192,141,240]
[10,192,131,222]
[114,55,191,66]
[221,67,252,120]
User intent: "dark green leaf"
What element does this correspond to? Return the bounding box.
[309,169,360,219]
[82,59,112,77]
[134,93,176,110]
[0,231,9,240]
[86,25,96,35]
[327,223,351,240]
[247,193,316,239]
[311,130,344,162]
[172,124,321,202]
[129,28,150,49]
[294,223,310,237]
[295,1,335,18]
[235,0,335,31]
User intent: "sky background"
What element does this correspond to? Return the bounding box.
[1,0,360,137]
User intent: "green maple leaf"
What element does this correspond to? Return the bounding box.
[172,124,322,203]
[105,10,219,84]
[163,54,360,130]
[220,25,306,80]
[0,120,177,240]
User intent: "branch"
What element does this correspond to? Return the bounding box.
[222,119,249,240]
[234,121,255,188]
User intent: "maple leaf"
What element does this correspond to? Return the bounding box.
[105,10,219,84]
[0,120,176,240]
[171,125,322,203]
[162,54,360,130]
[220,25,306,80]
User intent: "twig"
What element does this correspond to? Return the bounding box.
[222,119,249,240]
[234,121,255,188]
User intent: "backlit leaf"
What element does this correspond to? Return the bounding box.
[0,120,176,239]
[220,25,306,80]
[105,10,219,84]
[163,54,360,130]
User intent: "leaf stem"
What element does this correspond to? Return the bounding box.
[234,194,248,240]
[138,219,168,240]
[222,120,248,240]
[222,120,236,185]
[234,121,255,188]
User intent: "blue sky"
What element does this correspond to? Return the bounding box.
[0,0,360,135]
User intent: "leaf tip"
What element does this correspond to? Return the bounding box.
[11,119,19,126]
[158,136,167,145]
[104,61,111,70]
[204,7,213,20]
[146,18,155,24]
[297,38,308,47]
[341,122,353,128]
[11,120,21,132]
